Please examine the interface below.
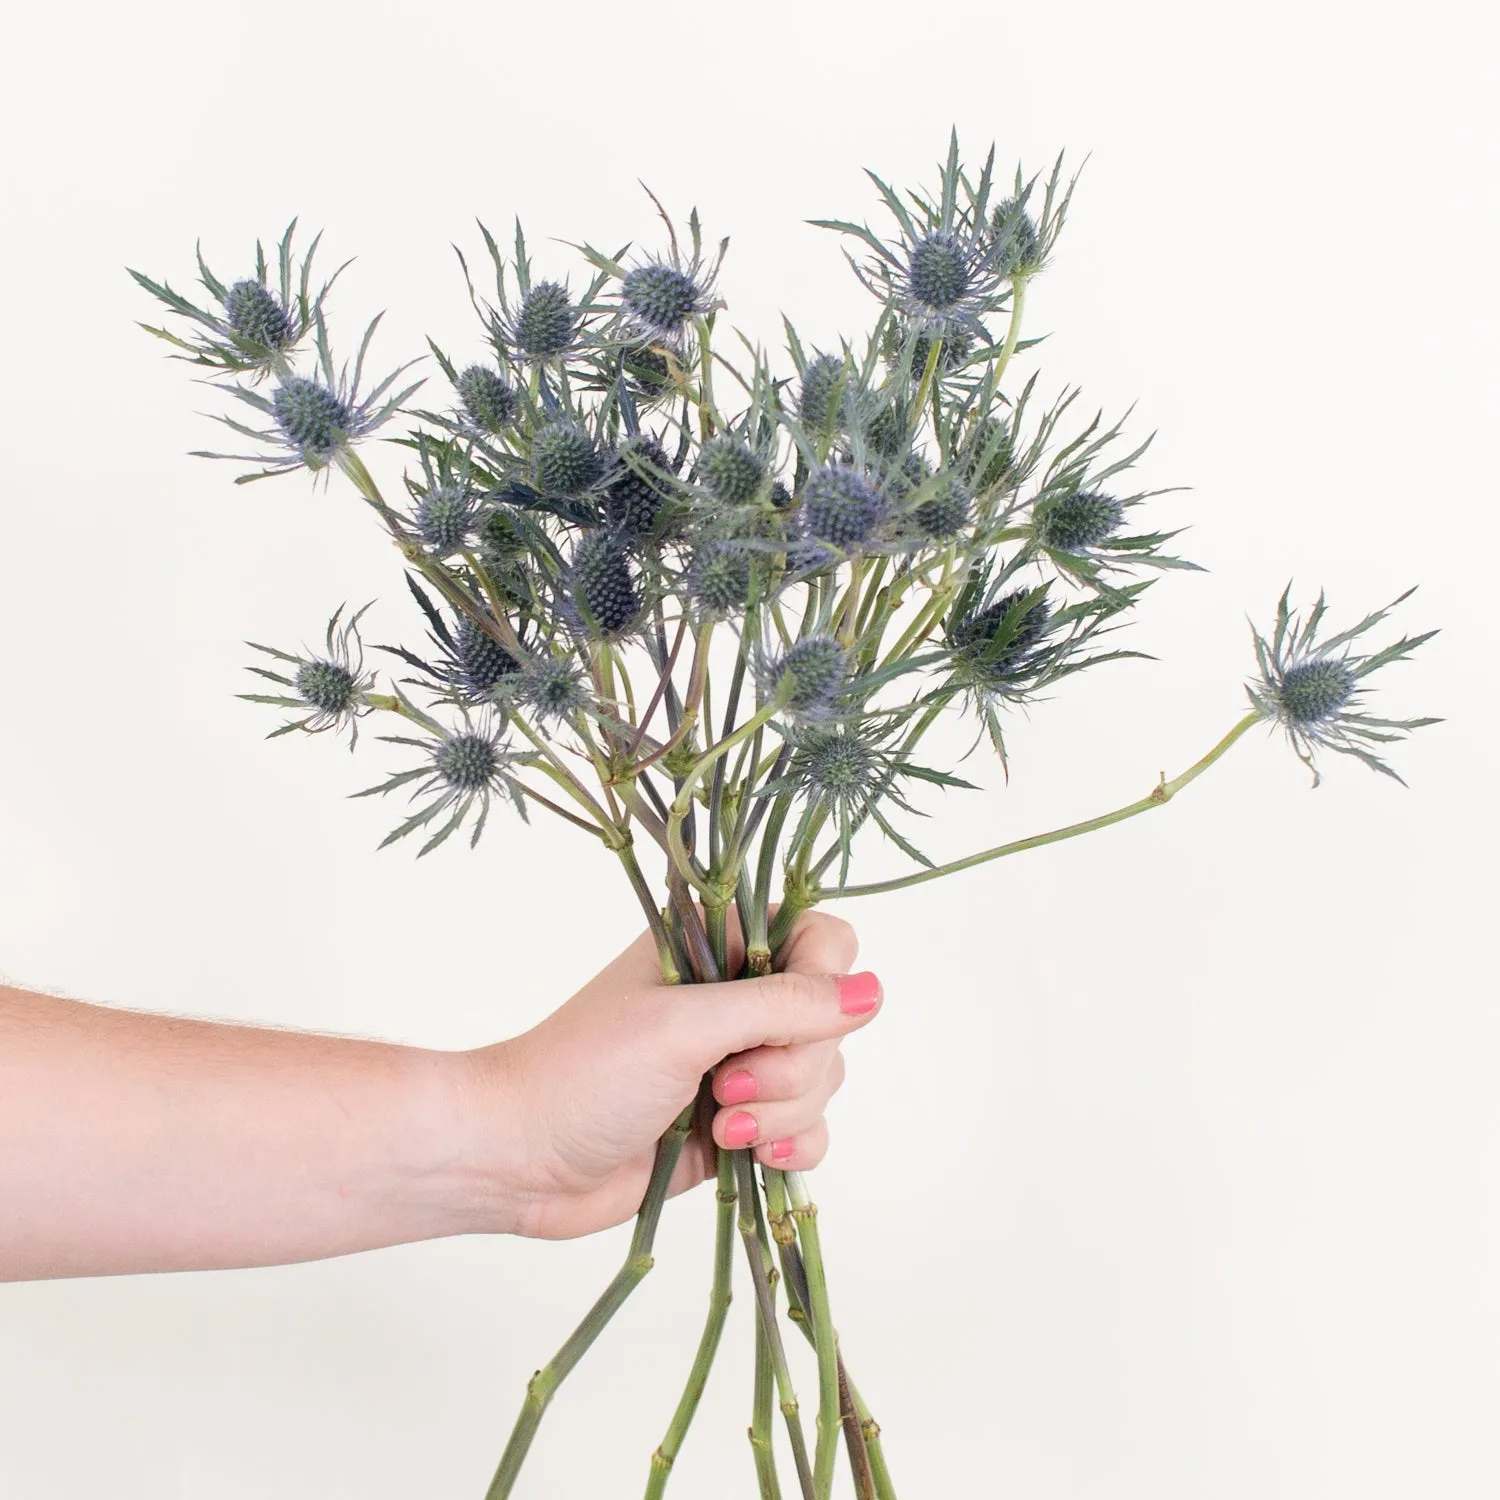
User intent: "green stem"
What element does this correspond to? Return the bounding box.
[750,1304,784,1500]
[992,274,1029,390]
[735,1152,816,1500]
[826,713,1262,900]
[484,1105,694,1500]
[786,1172,841,1500]
[643,1152,737,1499]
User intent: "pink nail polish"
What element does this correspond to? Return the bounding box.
[721,1069,757,1105]
[838,971,882,1015]
[771,1138,796,1161]
[724,1112,758,1148]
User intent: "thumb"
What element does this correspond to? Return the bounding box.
[671,968,883,1063]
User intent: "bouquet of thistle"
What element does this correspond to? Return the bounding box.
[131,131,1437,1499]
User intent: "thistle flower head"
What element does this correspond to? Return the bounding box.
[622,343,676,401]
[241,603,377,747]
[949,588,1054,693]
[1247,586,1439,785]
[507,279,581,362]
[356,711,522,856]
[415,484,481,555]
[990,196,1040,276]
[272,376,353,463]
[961,416,1015,490]
[1035,489,1124,554]
[620,259,715,340]
[452,617,520,701]
[518,655,593,724]
[891,459,970,541]
[798,354,850,436]
[600,434,681,541]
[130,220,328,378]
[904,230,971,312]
[884,318,977,377]
[698,434,768,506]
[802,462,887,550]
[685,539,752,619]
[763,635,849,721]
[225,279,295,351]
[456,364,517,433]
[568,531,641,637]
[532,420,603,496]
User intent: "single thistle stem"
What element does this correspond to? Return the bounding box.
[992,274,1029,389]
[615,843,680,984]
[750,1306,784,1500]
[786,1172,841,1500]
[643,1152,737,1499]
[484,1103,694,1500]
[734,1152,816,1500]
[826,713,1262,900]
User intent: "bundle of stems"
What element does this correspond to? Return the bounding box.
[132,130,1436,1496]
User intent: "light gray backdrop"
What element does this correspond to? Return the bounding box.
[1,1,1494,1495]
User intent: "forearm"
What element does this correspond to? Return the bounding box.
[0,985,512,1280]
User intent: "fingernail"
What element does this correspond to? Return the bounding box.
[724,1112,758,1148]
[721,1069,757,1105]
[838,971,882,1015]
[772,1138,796,1161]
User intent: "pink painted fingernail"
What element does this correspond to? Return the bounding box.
[772,1138,796,1161]
[838,971,882,1015]
[724,1112,758,1148]
[721,1069,757,1105]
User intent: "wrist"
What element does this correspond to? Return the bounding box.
[433,1040,538,1238]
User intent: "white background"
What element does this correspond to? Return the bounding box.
[1,1,1496,1496]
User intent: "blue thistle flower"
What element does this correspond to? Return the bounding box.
[698,434,768,506]
[621,260,715,340]
[990,196,1040,276]
[888,457,971,541]
[961,416,1015,490]
[414,485,482,556]
[622,343,676,402]
[456,364,517,432]
[949,589,1054,693]
[518,655,593,724]
[802,463,887,550]
[762,636,849,721]
[798,354,850,435]
[1247,587,1439,785]
[130,220,331,378]
[600,434,681,541]
[904,230,971,312]
[355,711,522,855]
[884,318,977,377]
[685,540,752,619]
[1035,489,1125,554]
[241,603,377,748]
[770,479,793,510]
[200,313,421,480]
[504,279,581,362]
[224,279,295,350]
[568,531,641,637]
[532,421,603,497]
[271,376,354,463]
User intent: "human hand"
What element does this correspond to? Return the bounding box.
[459,910,879,1240]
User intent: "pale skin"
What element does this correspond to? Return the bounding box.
[0,911,877,1281]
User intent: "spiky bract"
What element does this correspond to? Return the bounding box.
[241,603,376,747]
[950,590,1053,690]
